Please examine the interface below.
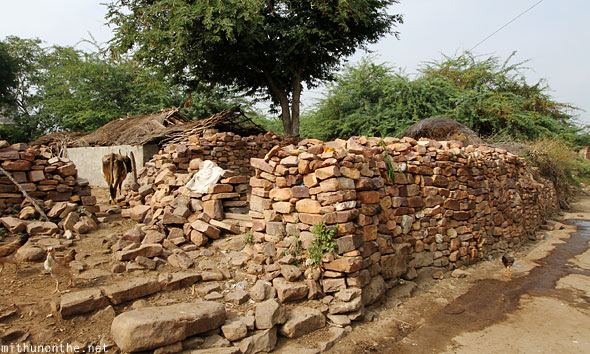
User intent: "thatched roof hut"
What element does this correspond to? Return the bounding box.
[69,108,190,147]
[400,117,483,145]
[68,106,265,147]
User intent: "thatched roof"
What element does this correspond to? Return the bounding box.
[400,116,483,145]
[69,108,190,147]
[68,106,265,147]
[30,131,87,146]
[159,106,265,145]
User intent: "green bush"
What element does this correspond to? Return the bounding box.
[302,52,588,145]
[305,223,337,267]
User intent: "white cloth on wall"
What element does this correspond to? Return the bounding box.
[185,160,224,194]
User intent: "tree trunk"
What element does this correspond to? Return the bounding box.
[290,75,302,137]
[264,71,300,137]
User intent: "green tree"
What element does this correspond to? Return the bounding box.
[0,42,17,106]
[420,52,579,141]
[106,0,403,137]
[0,36,254,143]
[0,36,47,142]
[303,53,583,143]
[41,45,181,132]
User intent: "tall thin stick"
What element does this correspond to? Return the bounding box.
[0,166,49,221]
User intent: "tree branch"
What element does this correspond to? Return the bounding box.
[0,166,49,221]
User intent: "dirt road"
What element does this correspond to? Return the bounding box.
[327,197,590,354]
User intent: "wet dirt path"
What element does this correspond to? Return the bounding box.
[326,197,590,354]
[396,219,590,354]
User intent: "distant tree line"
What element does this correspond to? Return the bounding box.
[1,35,587,148]
[0,36,253,143]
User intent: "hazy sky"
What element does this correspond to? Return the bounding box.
[1,1,588,125]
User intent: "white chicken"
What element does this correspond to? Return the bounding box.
[44,248,76,293]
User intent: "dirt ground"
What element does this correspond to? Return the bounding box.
[1,189,589,353]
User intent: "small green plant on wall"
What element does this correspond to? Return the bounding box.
[243,230,254,244]
[305,223,337,267]
[379,139,401,184]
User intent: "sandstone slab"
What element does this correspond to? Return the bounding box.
[101,278,161,305]
[279,307,325,338]
[272,278,308,303]
[111,302,225,352]
[60,289,109,318]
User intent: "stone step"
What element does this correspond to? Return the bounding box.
[224,207,250,214]
[209,219,241,234]
[59,273,202,318]
[224,212,252,221]
[223,200,249,207]
[223,218,253,228]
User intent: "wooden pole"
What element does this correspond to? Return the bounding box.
[0,166,49,221]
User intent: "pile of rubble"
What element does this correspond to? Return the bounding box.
[0,140,99,237]
[109,131,296,271]
[109,297,335,353]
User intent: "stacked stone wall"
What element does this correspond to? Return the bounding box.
[249,136,558,305]
[0,140,99,236]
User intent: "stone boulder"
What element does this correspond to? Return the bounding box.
[361,275,386,306]
[254,299,287,330]
[279,307,325,338]
[111,302,225,352]
[238,327,277,354]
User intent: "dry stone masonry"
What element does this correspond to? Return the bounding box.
[52,130,557,354]
[111,131,297,270]
[0,140,99,236]
[249,135,557,310]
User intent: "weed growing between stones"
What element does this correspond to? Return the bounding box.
[306,223,337,267]
[380,139,400,184]
[244,230,254,244]
[283,234,301,257]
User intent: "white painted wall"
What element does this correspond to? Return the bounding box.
[66,144,158,187]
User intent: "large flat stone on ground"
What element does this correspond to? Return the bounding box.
[101,278,161,305]
[279,307,325,338]
[115,244,163,261]
[111,302,225,352]
[159,272,202,291]
[60,289,109,318]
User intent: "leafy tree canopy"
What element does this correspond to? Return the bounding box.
[0,36,253,143]
[0,42,17,106]
[302,52,586,144]
[106,0,403,136]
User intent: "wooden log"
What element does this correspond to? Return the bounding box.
[0,166,49,221]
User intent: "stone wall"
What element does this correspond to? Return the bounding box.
[0,141,95,212]
[148,131,299,177]
[0,140,99,236]
[249,136,558,305]
[116,131,298,251]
